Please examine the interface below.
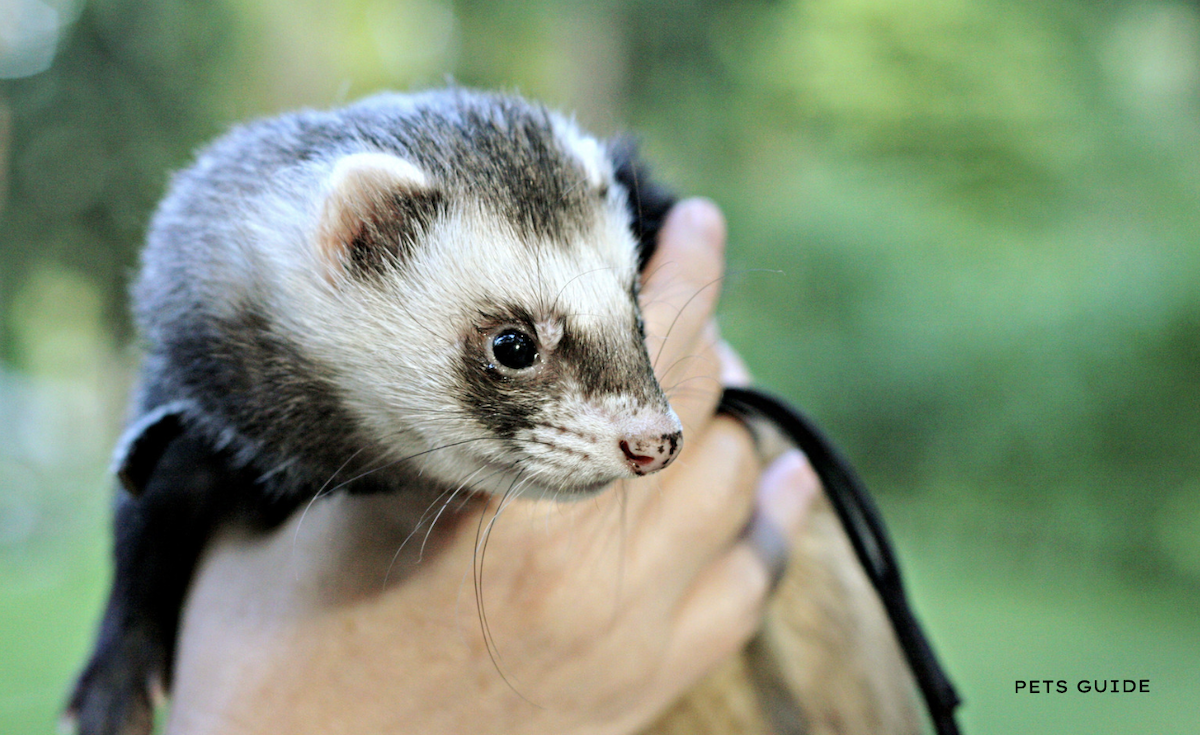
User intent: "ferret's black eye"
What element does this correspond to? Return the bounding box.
[492,329,538,370]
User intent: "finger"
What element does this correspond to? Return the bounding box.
[640,198,726,339]
[658,451,819,685]
[755,450,819,542]
[628,415,759,585]
[658,320,724,440]
[640,199,727,427]
[658,542,768,690]
[659,334,746,429]
[742,450,819,594]
[717,340,752,387]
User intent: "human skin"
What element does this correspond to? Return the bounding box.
[165,199,820,735]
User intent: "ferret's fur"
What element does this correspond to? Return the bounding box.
[68,89,920,735]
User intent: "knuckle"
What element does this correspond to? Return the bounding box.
[718,550,772,647]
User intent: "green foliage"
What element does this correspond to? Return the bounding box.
[2,0,236,354]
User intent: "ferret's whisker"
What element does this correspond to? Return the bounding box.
[472,468,540,705]
[293,436,499,568]
[324,437,494,495]
[417,464,510,561]
[664,375,725,397]
[649,273,732,373]
[292,446,368,568]
[551,265,616,315]
[381,462,510,589]
[615,479,629,616]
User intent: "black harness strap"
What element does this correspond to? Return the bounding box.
[719,386,963,735]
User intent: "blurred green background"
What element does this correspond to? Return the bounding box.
[2,0,1198,732]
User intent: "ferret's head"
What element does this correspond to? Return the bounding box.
[142,91,682,499]
[308,92,685,498]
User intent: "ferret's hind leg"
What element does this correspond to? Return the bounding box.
[65,432,247,735]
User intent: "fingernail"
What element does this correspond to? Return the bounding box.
[668,198,726,254]
[756,450,817,534]
[717,340,752,386]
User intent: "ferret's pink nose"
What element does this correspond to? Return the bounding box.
[619,430,683,475]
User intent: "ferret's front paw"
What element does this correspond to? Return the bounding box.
[64,636,162,735]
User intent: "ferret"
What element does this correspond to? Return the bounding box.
[67,89,921,735]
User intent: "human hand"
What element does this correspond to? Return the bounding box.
[166,199,820,735]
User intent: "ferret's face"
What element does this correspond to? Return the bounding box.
[292,121,683,499]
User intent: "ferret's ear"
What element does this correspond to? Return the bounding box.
[316,152,444,283]
[608,137,676,274]
[111,402,190,497]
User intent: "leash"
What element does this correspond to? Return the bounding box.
[719,386,963,735]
